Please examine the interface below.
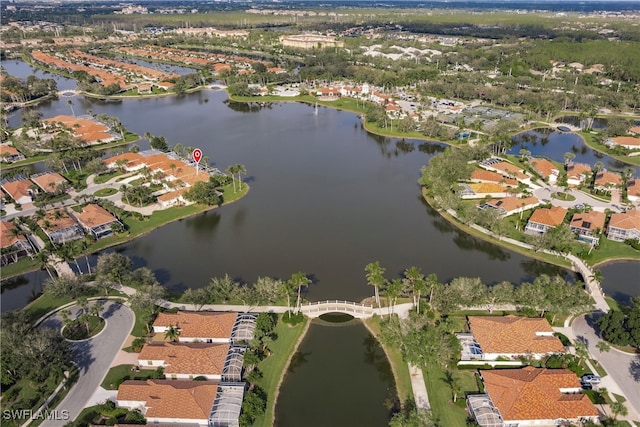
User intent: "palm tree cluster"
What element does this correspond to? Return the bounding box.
[225,164,247,193]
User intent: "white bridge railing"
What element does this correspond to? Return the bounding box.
[300,300,375,318]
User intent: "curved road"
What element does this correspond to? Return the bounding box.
[39,300,134,426]
[572,314,640,418]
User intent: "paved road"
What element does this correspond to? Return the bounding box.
[572,314,640,418]
[39,300,134,426]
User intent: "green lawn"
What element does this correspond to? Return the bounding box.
[585,237,640,265]
[423,365,480,427]
[62,316,105,340]
[0,257,41,280]
[93,170,124,184]
[94,187,118,197]
[251,315,308,427]
[365,316,414,403]
[580,132,640,167]
[101,364,158,390]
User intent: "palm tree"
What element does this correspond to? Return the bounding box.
[89,301,104,318]
[226,165,237,193]
[364,261,386,308]
[385,279,404,316]
[280,279,295,317]
[67,99,75,117]
[164,324,180,342]
[563,152,575,166]
[425,273,439,309]
[289,272,311,313]
[442,370,461,403]
[36,249,55,279]
[403,266,425,313]
[611,401,628,420]
[573,341,589,366]
[235,164,247,191]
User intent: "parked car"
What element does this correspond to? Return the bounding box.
[581,374,601,385]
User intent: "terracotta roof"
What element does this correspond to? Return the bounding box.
[1,179,32,201]
[484,196,539,212]
[628,179,640,198]
[467,183,507,194]
[158,187,189,202]
[630,126,640,135]
[482,367,598,422]
[609,209,640,231]
[570,211,606,232]
[104,152,143,167]
[566,163,591,179]
[153,312,238,339]
[611,136,640,147]
[530,158,558,178]
[37,209,77,232]
[471,170,517,186]
[75,204,118,228]
[528,206,567,227]
[0,144,20,156]
[30,172,67,193]
[469,315,564,355]
[491,162,528,180]
[595,170,622,187]
[138,342,229,375]
[44,115,113,144]
[117,380,217,420]
[1,221,28,249]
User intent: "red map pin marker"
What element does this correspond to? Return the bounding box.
[192,148,202,164]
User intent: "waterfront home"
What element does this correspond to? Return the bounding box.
[116,380,218,426]
[37,208,83,244]
[137,83,152,94]
[152,311,239,343]
[462,315,564,361]
[138,342,233,381]
[316,86,340,98]
[30,172,67,193]
[0,221,33,265]
[630,126,640,135]
[606,136,640,150]
[530,158,559,184]
[0,144,25,163]
[478,196,539,217]
[627,179,640,203]
[570,211,606,245]
[43,115,118,145]
[594,170,622,192]
[468,367,599,427]
[566,163,592,187]
[157,187,189,207]
[524,206,567,235]
[480,160,529,182]
[0,178,34,205]
[607,209,640,242]
[459,183,509,199]
[74,203,123,239]
[470,170,518,187]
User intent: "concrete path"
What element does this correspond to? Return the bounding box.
[39,300,135,426]
[408,364,431,411]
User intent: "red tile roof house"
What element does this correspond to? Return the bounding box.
[480,161,531,185]
[152,312,238,343]
[566,163,592,187]
[594,170,622,192]
[30,172,67,193]
[463,315,565,361]
[570,211,606,246]
[478,196,540,217]
[0,144,26,163]
[627,179,640,203]
[1,220,33,265]
[1,178,35,205]
[73,203,123,239]
[137,342,233,381]
[458,183,510,199]
[607,209,640,242]
[524,206,567,235]
[470,170,518,187]
[467,367,599,427]
[37,208,84,244]
[606,136,640,150]
[530,158,559,184]
[116,380,218,426]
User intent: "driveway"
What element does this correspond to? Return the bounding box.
[572,314,640,418]
[39,300,134,425]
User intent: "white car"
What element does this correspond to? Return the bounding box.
[581,374,601,385]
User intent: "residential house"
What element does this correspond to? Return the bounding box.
[74,203,123,239]
[607,209,640,242]
[137,83,153,94]
[37,209,83,244]
[524,206,567,235]
[0,144,25,163]
[30,172,67,193]
[463,315,565,361]
[606,136,640,150]
[627,179,640,203]
[43,115,117,145]
[468,367,599,427]
[157,187,189,208]
[116,380,218,426]
[137,342,234,381]
[530,158,559,184]
[152,311,239,343]
[630,126,640,135]
[470,170,518,187]
[594,170,622,192]
[459,183,509,199]
[480,161,529,183]
[0,221,33,265]
[570,211,606,245]
[478,196,539,217]
[1,179,34,205]
[566,163,592,187]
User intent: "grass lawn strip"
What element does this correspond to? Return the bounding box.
[252,316,309,427]
[100,364,159,390]
[93,187,118,197]
[62,316,105,340]
[423,364,479,427]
